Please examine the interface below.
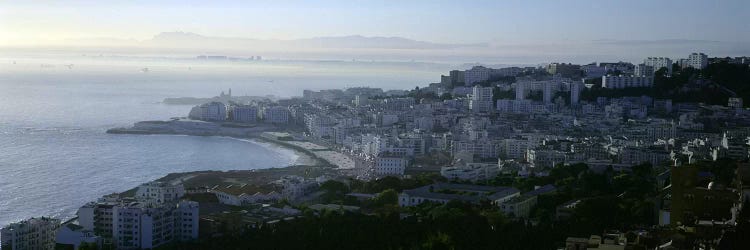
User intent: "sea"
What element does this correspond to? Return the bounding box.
[0,54,440,227]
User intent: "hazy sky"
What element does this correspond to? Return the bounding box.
[2,0,749,46]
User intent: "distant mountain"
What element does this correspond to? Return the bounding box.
[144,32,486,50]
[591,39,722,46]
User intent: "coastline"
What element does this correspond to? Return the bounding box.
[76,119,354,217]
[106,119,333,166]
[107,119,348,169]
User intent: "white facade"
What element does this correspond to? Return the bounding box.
[542,82,554,104]
[570,82,582,105]
[354,95,370,107]
[729,97,743,109]
[112,201,198,249]
[470,86,494,113]
[515,82,525,100]
[135,181,186,204]
[231,105,258,122]
[464,66,492,85]
[602,75,654,89]
[76,199,119,239]
[2,217,60,250]
[374,155,409,176]
[263,106,290,124]
[581,63,606,79]
[398,183,520,207]
[500,196,537,218]
[383,97,415,111]
[634,64,654,77]
[687,53,708,69]
[274,176,319,201]
[440,163,500,182]
[56,223,101,250]
[644,57,673,75]
[188,102,227,121]
[212,184,282,205]
[174,201,199,242]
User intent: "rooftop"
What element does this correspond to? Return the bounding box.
[213,184,280,196]
[402,183,519,203]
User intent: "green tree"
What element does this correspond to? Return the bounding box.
[319,180,350,203]
[371,189,398,207]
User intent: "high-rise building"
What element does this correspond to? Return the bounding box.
[135,181,186,204]
[602,75,654,89]
[546,63,581,78]
[687,52,708,69]
[449,70,465,86]
[634,63,654,77]
[542,82,554,104]
[1,217,60,250]
[231,105,258,122]
[515,82,526,100]
[469,86,494,113]
[581,63,606,79]
[570,82,582,105]
[262,106,290,124]
[112,201,199,249]
[188,102,227,121]
[644,57,673,75]
[464,66,492,86]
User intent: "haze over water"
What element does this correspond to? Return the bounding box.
[0,54,440,226]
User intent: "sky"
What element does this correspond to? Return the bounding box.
[1,0,748,44]
[0,0,750,64]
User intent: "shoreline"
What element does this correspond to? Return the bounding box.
[107,119,334,167]
[5,119,347,225]
[107,119,355,170]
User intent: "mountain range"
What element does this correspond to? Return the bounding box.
[73,32,487,50]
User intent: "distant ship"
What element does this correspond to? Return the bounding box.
[141,67,150,73]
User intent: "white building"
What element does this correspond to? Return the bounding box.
[112,201,198,249]
[374,154,410,176]
[188,102,227,121]
[56,223,101,250]
[398,183,520,207]
[581,63,606,79]
[644,57,673,75]
[174,201,199,242]
[570,82,582,105]
[273,176,319,201]
[383,97,415,111]
[414,116,435,131]
[262,106,290,124]
[2,217,60,250]
[354,95,370,107]
[231,105,258,122]
[135,181,186,204]
[464,66,492,85]
[634,64,654,77]
[542,82,554,104]
[729,97,743,109]
[602,75,654,89]
[469,86,494,113]
[515,82,526,100]
[503,138,531,160]
[687,52,708,69]
[440,162,500,182]
[499,185,556,218]
[76,198,121,240]
[212,184,282,206]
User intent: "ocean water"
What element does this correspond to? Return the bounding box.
[0,55,439,227]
